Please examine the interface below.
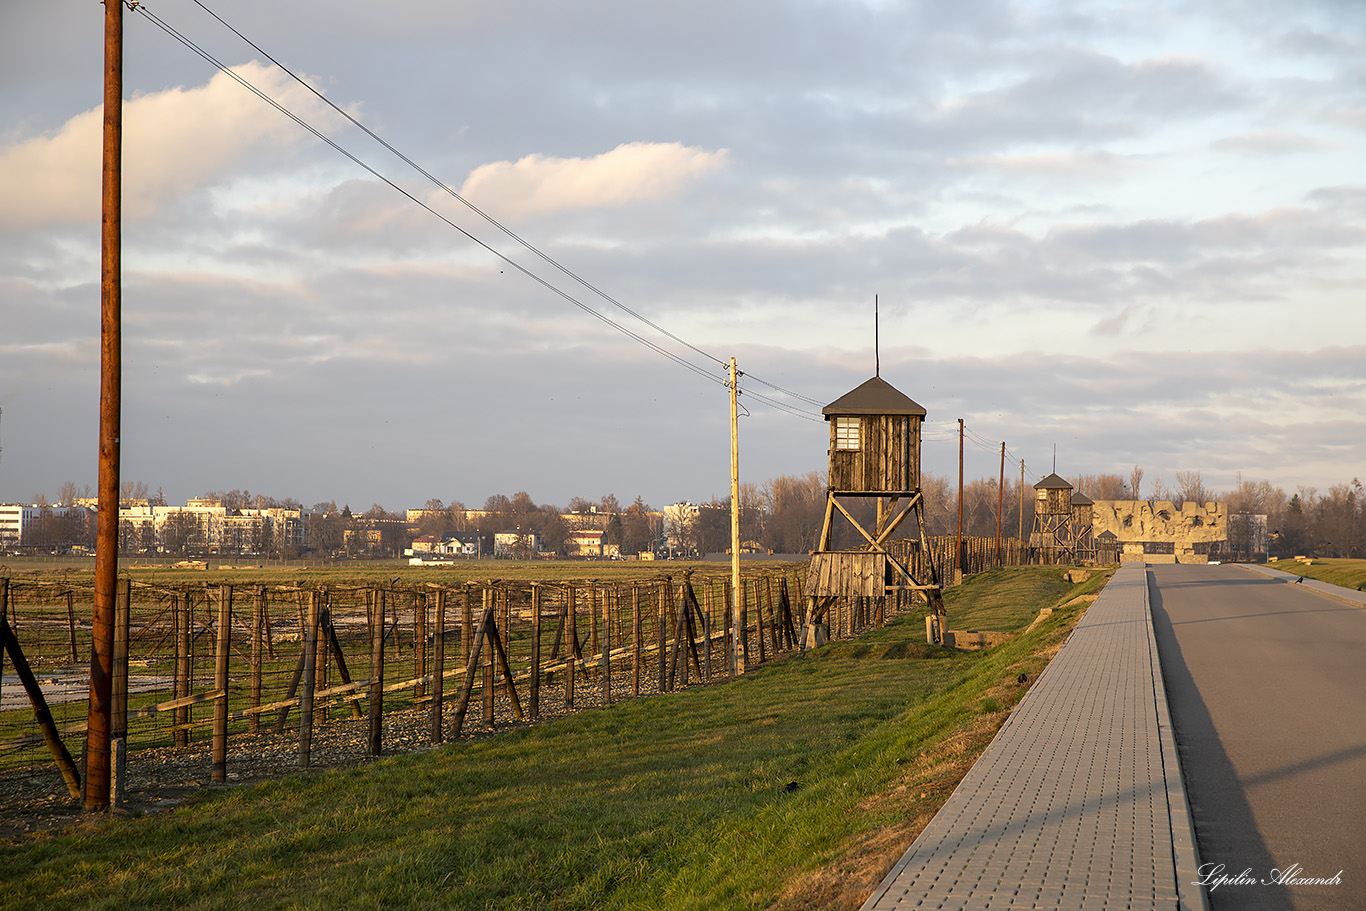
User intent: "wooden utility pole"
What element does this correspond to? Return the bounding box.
[729,358,744,675]
[998,442,1005,561]
[1019,459,1025,544]
[956,418,964,579]
[88,0,124,813]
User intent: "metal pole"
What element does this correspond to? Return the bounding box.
[956,418,964,580]
[729,358,744,675]
[87,0,124,813]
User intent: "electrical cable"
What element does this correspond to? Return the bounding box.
[134,5,731,392]
[140,0,826,419]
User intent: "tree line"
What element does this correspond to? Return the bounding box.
[17,469,1366,561]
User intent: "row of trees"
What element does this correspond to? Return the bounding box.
[22,469,1366,561]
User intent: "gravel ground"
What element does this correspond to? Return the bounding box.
[0,661,726,841]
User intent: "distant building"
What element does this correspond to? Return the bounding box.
[493,530,542,558]
[567,528,605,558]
[0,503,92,549]
[1090,500,1228,564]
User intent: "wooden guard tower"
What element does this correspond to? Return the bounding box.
[1070,491,1095,563]
[1030,473,1074,563]
[803,376,946,644]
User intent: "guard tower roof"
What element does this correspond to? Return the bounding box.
[1071,491,1094,506]
[822,376,926,418]
[1033,472,1073,490]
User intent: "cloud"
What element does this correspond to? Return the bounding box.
[458,141,728,218]
[954,149,1141,178]
[0,61,339,232]
[1210,129,1336,155]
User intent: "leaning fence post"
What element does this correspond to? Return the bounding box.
[1,608,82,801]
[212,583,232,783]
[66,590,79,664]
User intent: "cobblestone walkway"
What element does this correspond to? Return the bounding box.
[861,563,1206,910]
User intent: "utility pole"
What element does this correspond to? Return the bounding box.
[1019,459,1025,545]
[956,418,964,580]
[88,0,125,813]
[729,358,743,675]
[998,442,1005,562]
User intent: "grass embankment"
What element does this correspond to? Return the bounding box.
[1,566,1110,911]
[1265,557,1366,592]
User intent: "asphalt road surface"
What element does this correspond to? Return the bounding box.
[1148,563,1366,911]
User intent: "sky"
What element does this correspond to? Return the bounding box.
[2,0,1364,513]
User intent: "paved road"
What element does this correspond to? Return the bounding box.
[1148,563,1366,911]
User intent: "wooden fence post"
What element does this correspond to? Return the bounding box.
[741,579,751,667]
[175,591,190,747]
[298,590,319,770]
[111,578,130,805]
[430,587,446,744]
[481,585,495,726]
[368,588,384,757]
[461,584,473,669]
[529,583,541,721]
[250,587,264,734]
[656,580,667,692]
[415,590,427,705]
[695,577,711,682]
[210,584,232,782]
[631,583,642,697]
[589,584,600,660]
[755,578,767,664]
[599,585,612,705]
[565,584,577,711]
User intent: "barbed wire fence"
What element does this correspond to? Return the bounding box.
[2,537,1025,809]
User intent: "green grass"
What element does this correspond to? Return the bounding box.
[1266,557,1366,592]
[1,566,1106,911]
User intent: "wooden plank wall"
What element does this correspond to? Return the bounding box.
[828,415,919,492]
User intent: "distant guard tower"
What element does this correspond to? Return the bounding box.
[1030,473,1074,564]
[804,377,946,644]
[1071,491,1095,563]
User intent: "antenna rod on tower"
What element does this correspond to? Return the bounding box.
[874,295,880,378]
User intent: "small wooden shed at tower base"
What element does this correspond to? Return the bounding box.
[803,376,946,644]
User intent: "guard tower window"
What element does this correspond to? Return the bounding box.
[834,416,860,450]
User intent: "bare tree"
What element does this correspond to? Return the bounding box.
[761,472,826,553]
[1174,471,1211,507]
[1128,465,1145,501]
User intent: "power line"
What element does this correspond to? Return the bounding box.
[135,1,825,419]
[134,5,729,391]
